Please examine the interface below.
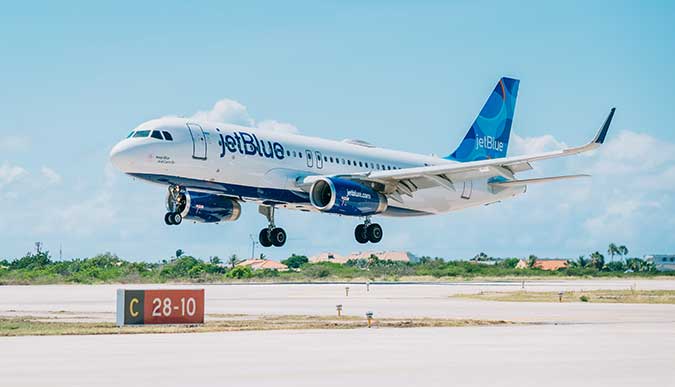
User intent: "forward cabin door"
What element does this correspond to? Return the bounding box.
[187,123,207,160]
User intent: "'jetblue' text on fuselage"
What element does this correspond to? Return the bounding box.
[217,130,285,160]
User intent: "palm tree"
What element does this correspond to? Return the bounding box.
[618,245,629,260]
[590,251,605,270]
[571,255,588,268]
[175,249,185,258]
[607,243,619,263]
[527,255,538,268]
[227,254,240,269]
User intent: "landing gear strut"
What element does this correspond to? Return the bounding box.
[355,217,383,244]
[258,206,286,247]
[165,185,185,226]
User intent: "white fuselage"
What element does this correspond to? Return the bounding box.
[110,117,525,217]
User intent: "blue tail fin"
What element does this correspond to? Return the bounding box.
[446,77,519,162]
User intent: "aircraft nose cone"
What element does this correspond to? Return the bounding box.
[109,142,132,171]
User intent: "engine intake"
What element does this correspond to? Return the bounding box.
[167,190,241,223]
[309,177,387,216]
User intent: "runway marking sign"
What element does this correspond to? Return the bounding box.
[116,289,204,326]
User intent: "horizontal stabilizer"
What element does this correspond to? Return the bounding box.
[490,174,590,187]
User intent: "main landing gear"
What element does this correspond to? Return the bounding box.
[165,185,185,226]
[258,206,287,247]
[354,218,383,244]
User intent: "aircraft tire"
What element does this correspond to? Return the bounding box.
[355,224,368,244]
[270,227,287,247]
[259,228,273,247]
[366,223,383,243]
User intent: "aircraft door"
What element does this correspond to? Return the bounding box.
[461,180,472,199]
[187,123,207,160]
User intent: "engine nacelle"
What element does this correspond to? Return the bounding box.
[167,190,241,223]
[309,177,387,216]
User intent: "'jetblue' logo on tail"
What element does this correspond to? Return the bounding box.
[475,135,504,152]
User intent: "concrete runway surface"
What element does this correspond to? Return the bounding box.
[2,280,675,386]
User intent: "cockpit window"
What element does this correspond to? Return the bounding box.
[151,130,163,140]
[162,131,173,141]
[126,131,135,138]
[133,130,150,138]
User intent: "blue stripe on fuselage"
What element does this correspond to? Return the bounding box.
[128,173,431,217]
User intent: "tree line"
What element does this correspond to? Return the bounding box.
[0,243,668,285]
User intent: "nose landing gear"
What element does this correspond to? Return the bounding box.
[258,205,287,247]
[165,185,185,226]
[355,217,383,244]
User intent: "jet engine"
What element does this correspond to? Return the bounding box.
[309,177,387,216]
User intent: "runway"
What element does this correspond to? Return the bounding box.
[2,280,675,386]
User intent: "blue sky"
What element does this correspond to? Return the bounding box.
[1,1,674,261]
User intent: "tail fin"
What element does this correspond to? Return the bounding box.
[446,77,520,162]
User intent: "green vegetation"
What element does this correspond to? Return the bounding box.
[0,242,671,285]
[454,290,675,304]
[0,315,512,336]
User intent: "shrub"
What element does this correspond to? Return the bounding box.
[281,254,309,269]
[579,295,589,302]
[226,266,253,279]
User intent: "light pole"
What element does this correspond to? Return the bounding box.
[249,234,259,259]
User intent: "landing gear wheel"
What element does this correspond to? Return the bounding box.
[270,228,287,247]
[164,212,173,225]
[366,223,383,243]
[259,228,273,247]
[355,224,368,244]
[170,212,182,225]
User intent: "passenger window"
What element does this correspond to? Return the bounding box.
[359,161,363,167]
[286,150,291,157]
[293,151,297,157]
[133,130,150,138]
[162,131,173,141]
[330,157,334,163]
[347,160,351,166]
[151,130,163,140]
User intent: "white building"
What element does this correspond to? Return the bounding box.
[645,255,675,271]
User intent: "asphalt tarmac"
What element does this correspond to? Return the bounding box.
[2,280,674,386]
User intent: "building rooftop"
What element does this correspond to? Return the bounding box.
[237,259,288,271]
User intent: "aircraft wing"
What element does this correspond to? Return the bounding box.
[300,108,614,199]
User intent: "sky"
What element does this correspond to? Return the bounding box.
[1,1,674,261]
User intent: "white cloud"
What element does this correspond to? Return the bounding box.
[257,119,299,134]
[36,163,118,236]
[40,167,62,185]
[511,133,567,155]
[0,162,28,186]
[190,99,254,127]
[0,136,30,152]
[189,98,300,133]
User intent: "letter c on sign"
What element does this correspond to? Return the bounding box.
[129,298,139,317]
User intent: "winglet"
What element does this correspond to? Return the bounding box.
[593,107,615,144]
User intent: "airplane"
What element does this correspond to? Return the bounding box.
[110,77,614,248]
